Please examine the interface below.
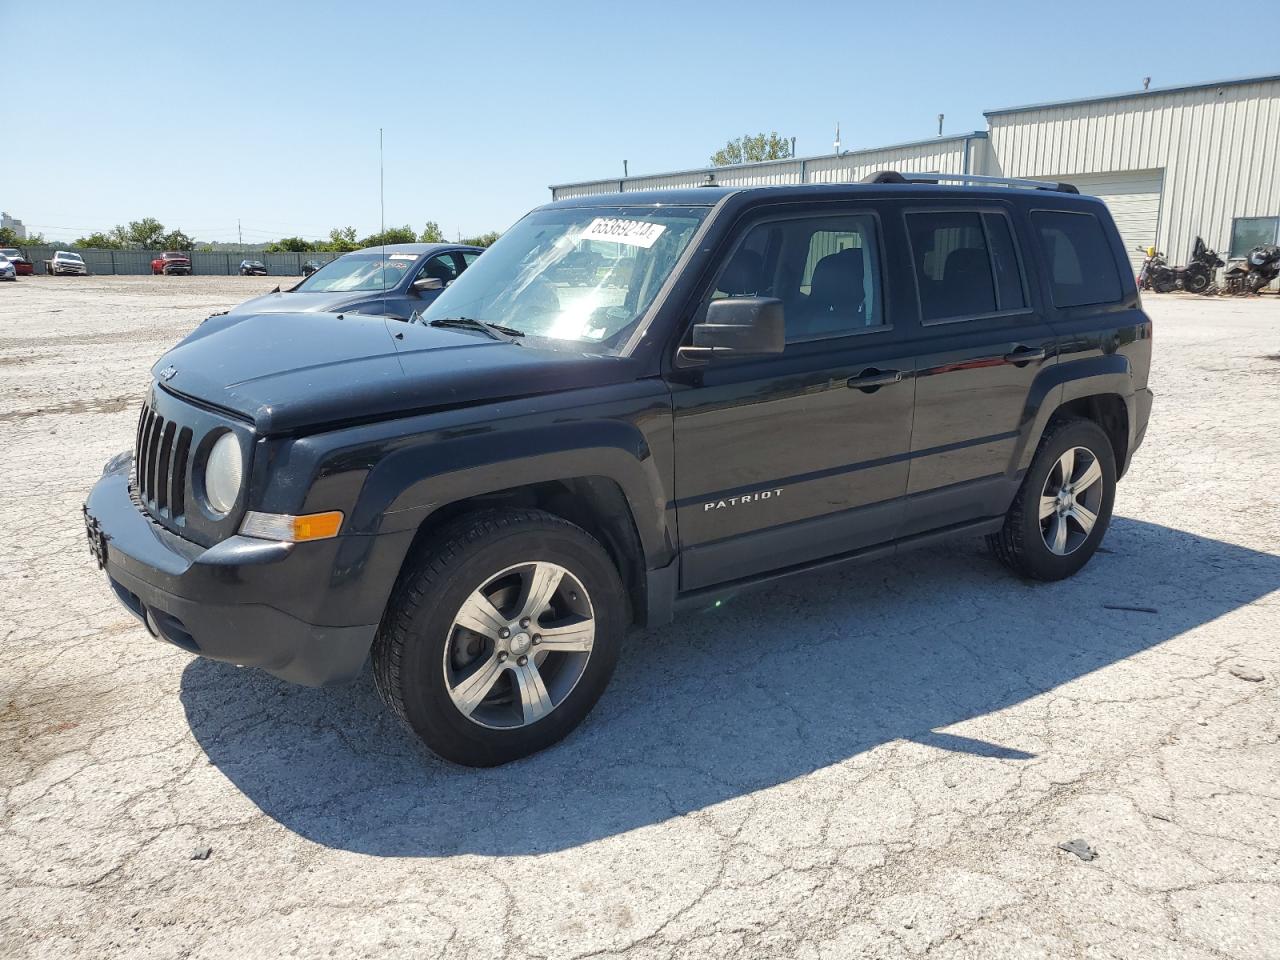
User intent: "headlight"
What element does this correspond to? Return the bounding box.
[204,432,244,515]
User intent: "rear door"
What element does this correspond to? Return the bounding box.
[669,205,917,590]
[899,203,1058,536]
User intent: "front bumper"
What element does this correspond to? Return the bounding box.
[84,454,378,686]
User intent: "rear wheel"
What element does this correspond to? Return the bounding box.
[373,509,625,766]
[1184,269,1211,294]
[988,418,1116,580]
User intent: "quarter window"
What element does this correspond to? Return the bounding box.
[1031,210,1122,307]
[711,214,884,342]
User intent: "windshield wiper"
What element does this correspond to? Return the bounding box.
[425,316,524,342]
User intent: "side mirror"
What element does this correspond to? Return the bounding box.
[413,276,444,293]
[678,297,785,362]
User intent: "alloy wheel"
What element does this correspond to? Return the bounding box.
[1038,445,1105,556]
[443,561,595,729]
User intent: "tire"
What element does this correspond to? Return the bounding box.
[373,509,626,766]
[1184,270,1210,294]
[987,417,1116,581]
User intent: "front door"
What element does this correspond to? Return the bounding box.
[898,205,1058,535]
[670,209,916,591]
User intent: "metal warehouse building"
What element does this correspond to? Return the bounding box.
[551,74,1280,276]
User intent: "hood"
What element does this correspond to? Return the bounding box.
[226,289,394,315]
[152,311,641,435]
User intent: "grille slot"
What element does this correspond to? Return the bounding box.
[135,401,191,522]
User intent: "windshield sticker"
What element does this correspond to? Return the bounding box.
[389,254,417,260]
[580,217,667,249]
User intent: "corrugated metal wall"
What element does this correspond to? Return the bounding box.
[549,135,983,199]
[15,247,341,276]
[987,77,1280,269]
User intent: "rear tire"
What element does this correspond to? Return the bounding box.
[373,509,625,766]
[988,417,1116,581]
[1184,270,1211,294]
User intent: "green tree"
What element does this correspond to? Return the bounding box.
[460,231,501,248]
[323,226,359,252]
[0,227,46,246]
[74,232,122,249]
[710,132,792,166]
[420,221,446,243]
[359,224,417,247]
[159,229,194,251]
[265,236,315,253]
[114,217,167,248]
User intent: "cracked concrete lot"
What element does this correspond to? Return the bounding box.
[1,275,1278,959]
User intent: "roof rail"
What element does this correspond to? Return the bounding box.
[861,171,1080,194]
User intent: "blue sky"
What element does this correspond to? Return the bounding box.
[7,0,1277,244]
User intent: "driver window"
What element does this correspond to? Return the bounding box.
[710,214,883,342]
[417,254,459,286]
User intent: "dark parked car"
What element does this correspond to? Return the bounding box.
[301,259,322,277]
[84,175,1152,766]
[239,259,268,276]
[0,247,33,276]
[225,243,482,322]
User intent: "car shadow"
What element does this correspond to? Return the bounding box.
[179,517,1280,857]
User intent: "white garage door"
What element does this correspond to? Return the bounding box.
[1046,170,1164,275]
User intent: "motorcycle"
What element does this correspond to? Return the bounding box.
[1135,237,1223,294]
[1222,243,1280,295]
[1136,246,1177,293]
[1181,236,1225,294]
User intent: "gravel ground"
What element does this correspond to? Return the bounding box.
[1,276,1278,960]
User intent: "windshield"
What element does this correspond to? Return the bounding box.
[419,206,707,353]
[296,253,416,292]
[59,253,83,262]
[0,249,18,258]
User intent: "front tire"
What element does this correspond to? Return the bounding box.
[988,417,1116,580]
[373,509,626,766]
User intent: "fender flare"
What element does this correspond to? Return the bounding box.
[350,419,672,566]
[1015,354,1133,472]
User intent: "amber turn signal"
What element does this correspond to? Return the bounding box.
[240,510,344,542]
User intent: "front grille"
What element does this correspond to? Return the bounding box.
[135,401,193,521]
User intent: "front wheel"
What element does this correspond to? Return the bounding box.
[373,509,625,766]
[988,418,1116,580]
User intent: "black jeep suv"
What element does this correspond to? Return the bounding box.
[84,174,1153,766]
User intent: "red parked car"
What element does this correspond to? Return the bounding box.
[0,248,34,275]
[151,251,192,275]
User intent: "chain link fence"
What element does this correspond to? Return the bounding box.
[13,247,342,277]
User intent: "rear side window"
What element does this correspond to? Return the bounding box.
[984,213,1026,311]
[906,210,1027,322]
[1031,210,1122,307]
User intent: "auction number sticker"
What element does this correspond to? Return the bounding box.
[389,254,418,260]
[580,217,667,248]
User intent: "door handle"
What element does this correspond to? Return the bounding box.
[1003,346,1046,366]
[846,368,903,391]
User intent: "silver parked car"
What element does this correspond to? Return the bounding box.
[47,251,89,276]
[0,255,16,281]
